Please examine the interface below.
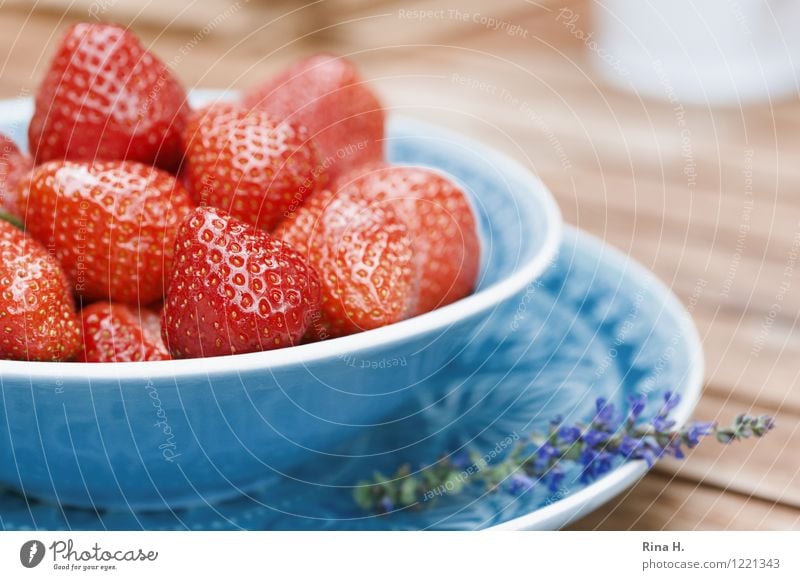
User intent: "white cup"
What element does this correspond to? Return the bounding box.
[590,0,800,104]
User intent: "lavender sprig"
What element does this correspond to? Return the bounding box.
[354,392,775,514]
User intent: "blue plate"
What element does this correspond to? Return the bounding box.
[0,227,703,530]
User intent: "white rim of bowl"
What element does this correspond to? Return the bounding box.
[0,98,563,380]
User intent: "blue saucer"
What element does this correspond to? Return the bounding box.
[0,227,702,530]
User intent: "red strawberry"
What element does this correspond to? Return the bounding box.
[276,190,416,338]
[243,53,384,179]
[79,302,169,362]
[23,160,195,305]
[273,187,334,255]
[182,103,324,231]
[331,164,480,314]
[0,133,33,218]
[162,207,321,358]
[28,23,188,171]
[0,220,81,361]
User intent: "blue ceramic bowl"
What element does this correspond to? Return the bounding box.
[0,94,561,509]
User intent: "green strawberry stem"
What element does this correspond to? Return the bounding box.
[0,210,24,230]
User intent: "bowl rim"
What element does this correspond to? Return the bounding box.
[0,100,562,379]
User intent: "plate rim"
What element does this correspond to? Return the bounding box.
[486,225,704,531]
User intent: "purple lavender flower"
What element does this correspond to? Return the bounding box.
[534,442,558,470]
[379,497,394,513]
[652,416,676,432]
[596,450,614,474]
[753,415,775,437]
[661,391,681,413]
[546,465,566,493]
[450,451,471,469]
[637,446,659,467]
[507,473,534,495]
[579,447,599,483]
[579,448,615,482]
[558,425,581,444]
[627,393,648,421]
[668,438,685,459]
[618,434,641,456]
[354,391,775,514]
[635,435,666,466]
[684,421,715,447]
[716,414,775,443]
[593,398,618,428]
[583,428,611,447]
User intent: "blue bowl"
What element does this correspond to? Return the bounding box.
[0,95,561,509]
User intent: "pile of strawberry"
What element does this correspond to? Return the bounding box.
[0,23,479,363]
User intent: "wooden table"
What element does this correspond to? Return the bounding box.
[1,0,798,530]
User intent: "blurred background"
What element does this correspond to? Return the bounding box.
[1,0,798,530]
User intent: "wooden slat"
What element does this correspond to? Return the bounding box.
[569,473,800,530]
[0,4,325,98]
[1,0,318,34]
[315,0,563,49]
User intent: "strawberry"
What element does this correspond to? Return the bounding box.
[276,190,416,338]
[273,187,334,256]
[330,164,480,314]
[162,207,321,358]
[28,23,189,171]
[0,133,33,218]
[22,160,195,305]
[243,53,384,179]
[79,302,169,362]
[182,103,324,231]
[0,220,81,361]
